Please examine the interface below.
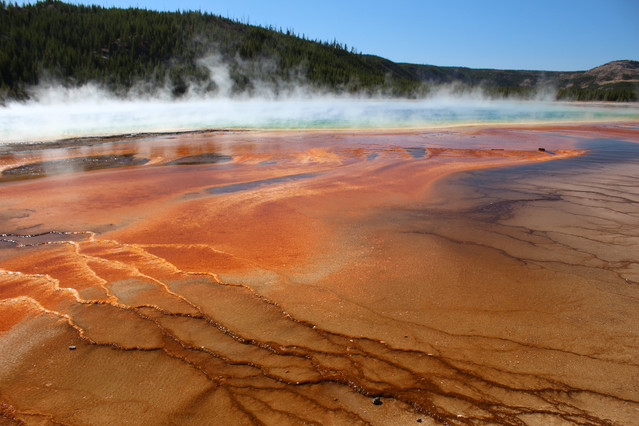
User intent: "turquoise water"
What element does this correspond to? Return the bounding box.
[1,96,639,144]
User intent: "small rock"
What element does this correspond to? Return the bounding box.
[538,147,546,152]
[372,396,382,405]
[68,345,76,350]
[417,419,422,423]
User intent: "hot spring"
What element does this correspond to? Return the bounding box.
[2,90,639,143]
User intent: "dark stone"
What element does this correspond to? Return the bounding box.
[372,396,382,405]
[538,147,546,152]
[417,419,422,423]
[68,345,76,350]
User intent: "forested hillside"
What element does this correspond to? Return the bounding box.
[1,0,638,102]
[0,0,425,100]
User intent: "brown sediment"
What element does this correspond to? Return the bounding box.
[1,124,638,424]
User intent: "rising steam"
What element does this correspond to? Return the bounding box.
[1,59,639,144]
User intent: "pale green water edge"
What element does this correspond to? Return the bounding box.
[1,98,639,144]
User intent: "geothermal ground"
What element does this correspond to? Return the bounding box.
[0,124,638,425]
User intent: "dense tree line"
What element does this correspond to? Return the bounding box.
[1,1,637,102]
[556,83,638,102]
[0,0,424,100]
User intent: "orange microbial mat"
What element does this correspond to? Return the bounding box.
[1,124,638,424]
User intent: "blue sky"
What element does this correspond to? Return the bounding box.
[18,0,639,71]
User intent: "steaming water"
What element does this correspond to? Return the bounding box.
[2,91,639,144]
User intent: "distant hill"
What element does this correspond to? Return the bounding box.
[1,1,638,102]
[556,60,639,101]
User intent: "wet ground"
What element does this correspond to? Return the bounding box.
[0,124,637,425]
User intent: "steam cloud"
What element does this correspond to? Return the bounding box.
[1,59,638,144]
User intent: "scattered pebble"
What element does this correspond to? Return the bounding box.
[417,419,422,423]
[372,396,382,405]
[68,345,76,350]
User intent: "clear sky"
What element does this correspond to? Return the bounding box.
[17,0,639,71]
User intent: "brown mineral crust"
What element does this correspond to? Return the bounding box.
[0,244,113,301]
[1,124,638,424]
[141,244,253,275]
[0,299,41,332]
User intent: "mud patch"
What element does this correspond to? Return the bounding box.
[2,154,149,180]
